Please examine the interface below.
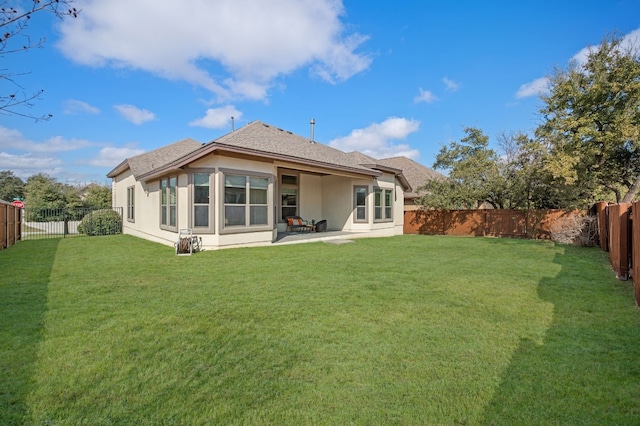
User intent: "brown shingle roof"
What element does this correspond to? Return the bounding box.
[106,122,437,194]
[376,156,445,198]
[212,121,378,174]
[107,138,202,179]
[135,121,384,181]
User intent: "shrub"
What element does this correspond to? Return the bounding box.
[78,209,122,236]
[549,215,598,246]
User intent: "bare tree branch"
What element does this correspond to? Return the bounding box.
[0,1,79,120]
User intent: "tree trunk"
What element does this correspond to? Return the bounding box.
[621,174,640,203]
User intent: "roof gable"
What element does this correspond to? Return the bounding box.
[107,138,202,178]
[376,156,445,198]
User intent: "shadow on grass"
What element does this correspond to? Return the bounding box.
[0,239,59,424]
[482,246,640,424]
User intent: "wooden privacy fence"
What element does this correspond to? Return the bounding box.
[404,209,584,239]
[1,200,22,250]
[594,201,639,306]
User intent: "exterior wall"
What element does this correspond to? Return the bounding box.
[117,171,182,246]
[321,175,359,231]
[299,174,323,223]
[112,153,406,249]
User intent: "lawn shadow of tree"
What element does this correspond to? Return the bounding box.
[0,239,59,424]
[482,245,640,424]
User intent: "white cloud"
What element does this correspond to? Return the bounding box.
[515,77,549,99]
[56,0,372,102]
[189,106,242,129]
[442,77,460,92]
[516,27,640,99]
[0,126,93,152]
[329,117,421,159]
[0,152,63,178]
[63,99,100,115]
[414,88,438,104]
[114,104,156,125]
[90,146,146,168]
[572,28,640,65]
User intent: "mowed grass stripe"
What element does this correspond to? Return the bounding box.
[1,235,638,424]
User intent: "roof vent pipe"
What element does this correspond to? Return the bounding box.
[231,116,235,132]
[310,118,315,144]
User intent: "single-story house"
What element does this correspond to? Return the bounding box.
[107,120,439,250]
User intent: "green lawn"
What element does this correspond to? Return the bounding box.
[1,235,639,425]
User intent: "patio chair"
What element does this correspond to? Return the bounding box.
[286,216,314,233]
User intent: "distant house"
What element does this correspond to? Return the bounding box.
[374,156,445,210]
[107,120,440,250]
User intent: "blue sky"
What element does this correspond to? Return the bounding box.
[1,0,639,185]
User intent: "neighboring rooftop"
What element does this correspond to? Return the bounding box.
[376,156,445,198]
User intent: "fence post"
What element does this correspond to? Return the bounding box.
[63,209,69,237]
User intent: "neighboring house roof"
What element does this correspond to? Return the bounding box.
[107,138,203,179]
[376,156,445,199]
[346,151,377,165]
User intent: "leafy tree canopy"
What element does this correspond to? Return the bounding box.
[0,170,24,201]
[418,127,507,209]
[536,33,640,203]
[21,172,110,210]
[83,183,112,209]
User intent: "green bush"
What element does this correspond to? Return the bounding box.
[77,209,122,236]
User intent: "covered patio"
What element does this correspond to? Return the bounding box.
[273,228,396,246]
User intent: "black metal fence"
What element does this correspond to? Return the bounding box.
[21,207,123,240]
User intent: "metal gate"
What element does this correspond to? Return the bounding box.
[21,207,123,240]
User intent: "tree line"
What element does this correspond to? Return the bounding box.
[418,33,640,210]
[0,171,111,210]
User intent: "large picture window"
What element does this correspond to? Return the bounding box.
[354,186,368,222]
[160,176,177,230]
[374,187,393,222]
[224,173,270,228]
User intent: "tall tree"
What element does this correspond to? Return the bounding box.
[0,169,24,201]
[82,183,112,209]
[1,1,78,119]
[418,127,507,209]
[23,173,66,209]
[536,33,640,203]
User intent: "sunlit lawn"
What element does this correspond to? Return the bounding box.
[1,234,639,424]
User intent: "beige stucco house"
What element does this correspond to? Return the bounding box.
[107,120,438,250]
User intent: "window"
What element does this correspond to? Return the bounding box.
[354,186,368,222]
[223,173,270,228]
[193,172,211,229]
[160,176,177,230]
[280,174,298,221]
[127,186,135,222]
[374,188,393,221]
